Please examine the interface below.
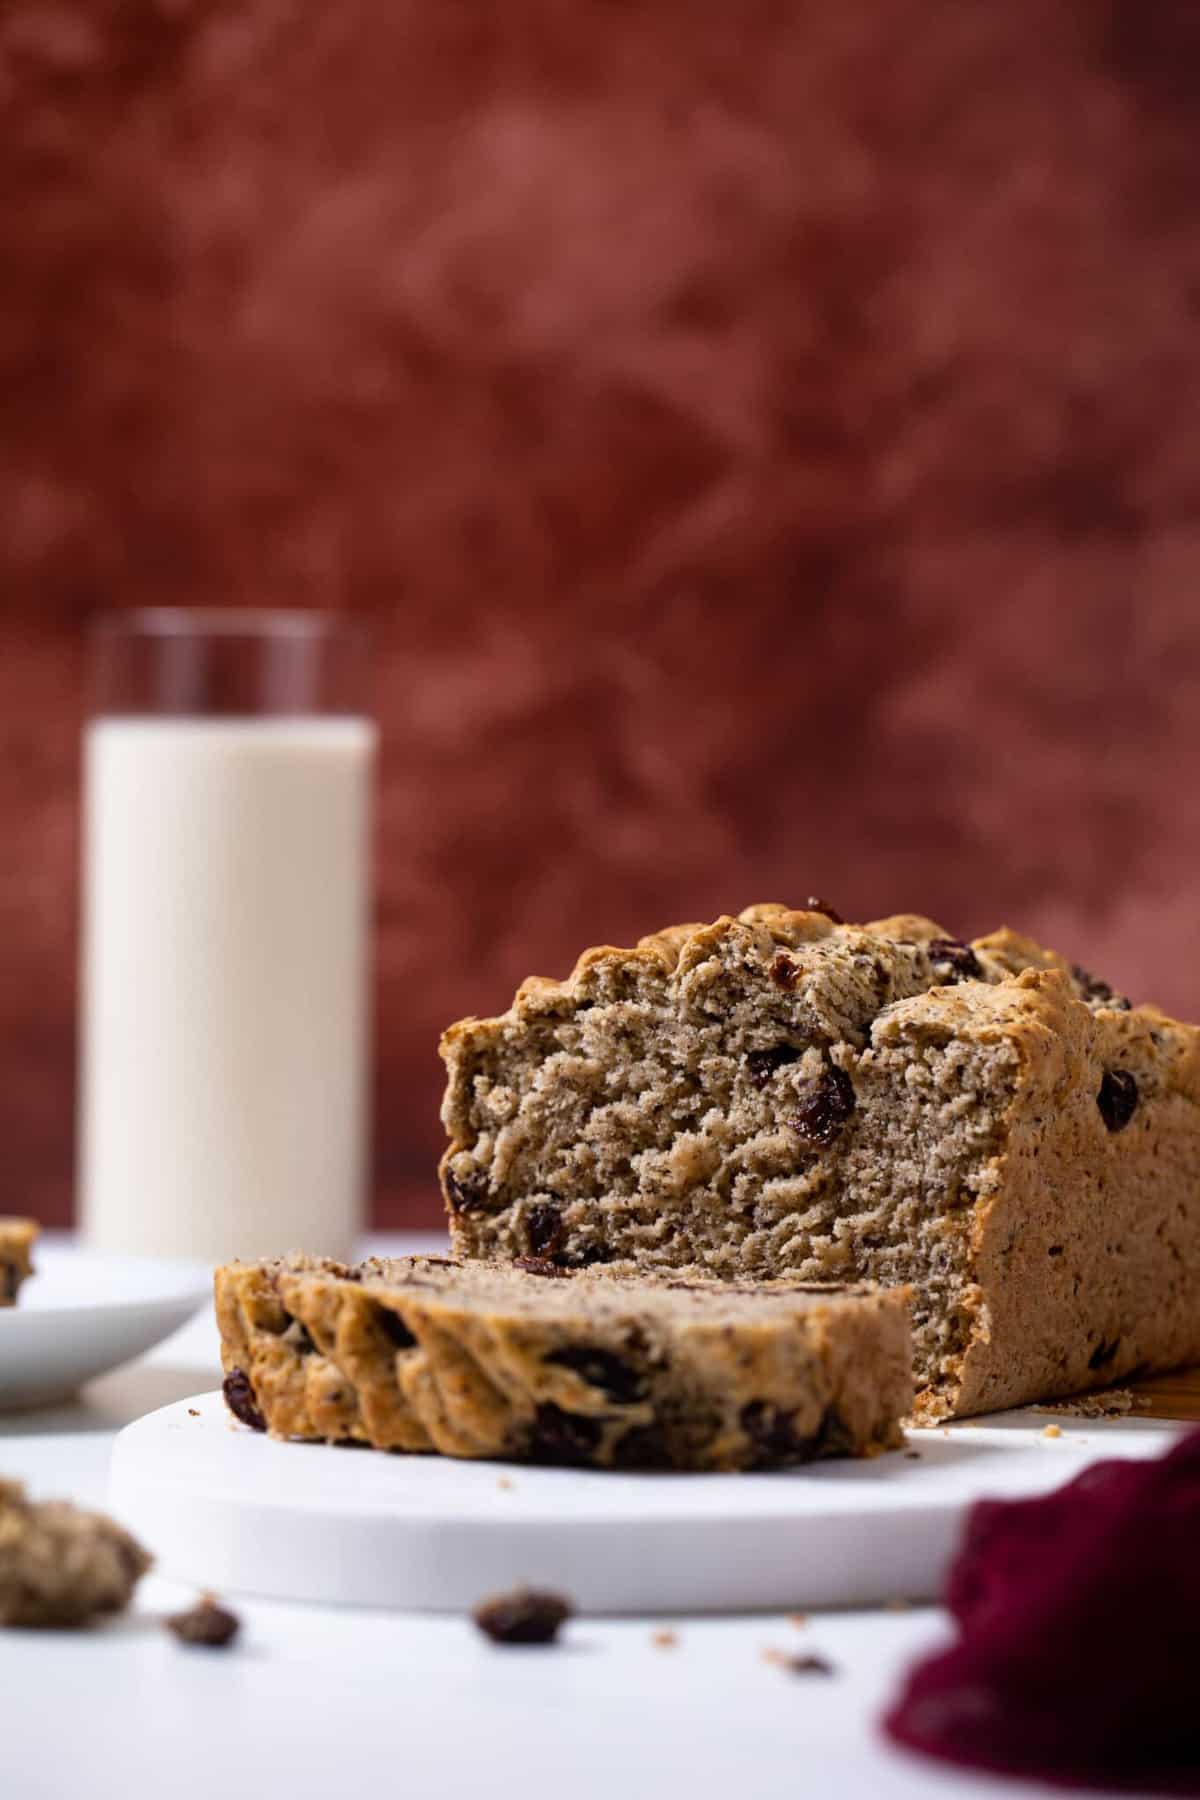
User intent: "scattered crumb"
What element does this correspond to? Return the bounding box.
[789,1612,807,1628]
[885,1598,912,1613]
[763,1647,836,1676]
[651,1629,678,1649]
[1033,1389,1145,1420]
[0,1480,152,1628]
[1042,1424,1063,1440]
[790,1654,836,1677]
[496,1477,514,1491]
[187,1409,200,1418]
[166,1595,240,1648]
[472,1587,572,1646]
[941,1429,951,1438]
[904,1451,921,1461]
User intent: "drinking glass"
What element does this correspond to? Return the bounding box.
[79,609,374,1262]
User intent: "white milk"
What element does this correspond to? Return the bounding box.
[80,718,374,1263]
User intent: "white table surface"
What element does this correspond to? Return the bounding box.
[0,1235,1101,1800]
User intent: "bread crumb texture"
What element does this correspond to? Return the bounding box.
[440,906,1200,1419]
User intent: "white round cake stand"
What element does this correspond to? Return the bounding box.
[109,1392,1175,1614]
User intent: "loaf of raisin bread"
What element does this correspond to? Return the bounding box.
[440,904,1200,1420]
[0,1219,37,1306]
[215,1254,911,1469]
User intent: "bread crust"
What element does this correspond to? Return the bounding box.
[439,908,1200,1419]
[215,1255,912,1469]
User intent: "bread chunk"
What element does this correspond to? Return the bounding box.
[439,906,1200,1419]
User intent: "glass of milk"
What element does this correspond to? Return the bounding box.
[79,610,375,1264]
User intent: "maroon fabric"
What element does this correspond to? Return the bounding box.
[883,1430,1200,1792]
[4,4,1200,1225]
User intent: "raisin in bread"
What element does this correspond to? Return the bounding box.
[0,1219,37,1306]
[439,904,1200,1421]
[215,1254,911,1469]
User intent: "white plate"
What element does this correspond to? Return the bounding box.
[0,1238,210,1409]
[110,1391,1179,1614]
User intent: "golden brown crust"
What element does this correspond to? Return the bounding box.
[926,968,1200,1418]
[215,1256,913,1470]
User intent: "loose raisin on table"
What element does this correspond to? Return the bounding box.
[472,1587,572,1645]
[789,1067,855,1147]
[779,1653,837,1677]
[221,1368,266,1433]
[1097,1068,1138,1133]
[166,1596,241,1649]
[928,938,983,981]
[545,1345,644,1403]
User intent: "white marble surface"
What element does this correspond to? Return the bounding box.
[0,1236,1098,1800]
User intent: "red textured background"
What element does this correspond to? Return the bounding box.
[4,0,1200,1228]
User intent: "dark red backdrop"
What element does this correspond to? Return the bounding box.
[4,1,1200,1226]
